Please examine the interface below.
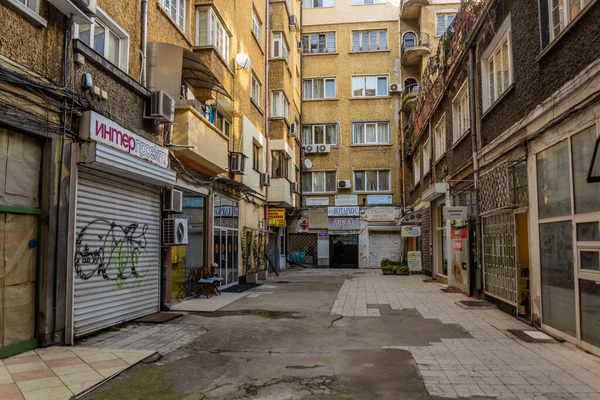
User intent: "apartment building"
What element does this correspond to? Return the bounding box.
[294,0,401,269]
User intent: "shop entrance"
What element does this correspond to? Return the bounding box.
[330,234,358,268]
[515,212,531,321]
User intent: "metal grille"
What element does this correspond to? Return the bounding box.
[482,212,517,304]
[288,234,318,265]
[512,161,529,208]
[480,161,510,213]
[422,208,432,275]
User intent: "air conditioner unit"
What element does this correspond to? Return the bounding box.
[317,144,331,154]
[338,180,351,189]
[48,0,96,24]
[289,15,298,28]
[304,145,318,154]
[260,173,271,187]
[229,152,245,174]
[163,189,183,213]
[297,40,303,51]
[291,182,300,193]
[150,91,175,123]
[389,83,401,93]
[163,218,188,246]
[289,123,297,137]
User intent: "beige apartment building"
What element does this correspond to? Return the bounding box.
[294,0,401,269]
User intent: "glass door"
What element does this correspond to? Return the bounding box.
[220,230,227,284]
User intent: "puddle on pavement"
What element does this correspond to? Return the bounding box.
[190,309,306,319]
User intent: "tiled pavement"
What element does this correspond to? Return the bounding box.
[290,269,600,400]
[0,347,153,400]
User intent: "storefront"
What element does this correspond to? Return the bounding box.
[328,207,360,268]
[69,111,176,341]
[213,195,239,288]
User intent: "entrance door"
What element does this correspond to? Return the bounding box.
[330,235,359,268]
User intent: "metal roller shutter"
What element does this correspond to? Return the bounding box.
[73,172,161,338]
[368,232,402,268]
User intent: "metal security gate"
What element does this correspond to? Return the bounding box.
[482,212,517,304]
[73,172,161,338]
[368,232,402,268]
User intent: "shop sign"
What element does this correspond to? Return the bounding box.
[215,206,239,217]
[335,194,358,206]
[318,233,328,237]
[328,218,360,231]
[401,226,421,237]
[328,206,360,217]
[268,208,286,226]
[80,111,169,168]
[367,195,392,205]
[443,206,469,220]
[367,208,396,222]
[450,228,470,294]
[407,251,422,272]
[306,197,330,206]
[298,218,309,233]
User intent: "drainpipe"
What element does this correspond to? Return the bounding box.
[469,47,483,298]
[264,0,270,266]
[140,0,148,86]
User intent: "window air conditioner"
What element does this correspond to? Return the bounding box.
[338,180,351,189]
[47,0,96,24]
[229,152,245,174]
[289,15,298,28]
[163,189,183,213]
[150,91,175,123]
[291,182,300,193]
[389,83,401,93]
[163,218,188,246]
[304,145,318,154]
[317,144,331,154]
[260,173,271,187]
[289,123,297,137]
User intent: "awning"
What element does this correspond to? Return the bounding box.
[181,47,231,99]
[212,176,262,197]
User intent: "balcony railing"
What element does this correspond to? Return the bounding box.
[400,0,430,21]
[402,83,420,112]
[401,32,431,65]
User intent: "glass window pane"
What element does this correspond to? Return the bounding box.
[540,221,576,336]
[379,30,387,50]
[314,126,324,144]
[378,171,390,191]
[352,77,363,97]
[437,15,446,35]
[367,170,378,191]
[302,172,311,192]
[577,222,600,241]
[572,126,600,214]
[536,141,571,219]
[93,24,105,54]
[325,79,335,97]
[355,171,365,191]
[314,79,324,98]
[326,171,336,191]
[303,80,313,99]
[326,125,336,145]
[313,172,324,192]
[377,77,388,96]
[327,33,335,52]
[108,31,119,65]
[580,251,600,271]
[310,34,318,53]
[369,31,377,50]
[378,123,389,143]
[79,25,91,45]
[361,31,368,50]
[366,124,376,143]
[302,126,311,145]
[351,32,360,51]
[318,34,326,52]
[580,279,600,348]
[365,76,377,96]
[353,124,364,144]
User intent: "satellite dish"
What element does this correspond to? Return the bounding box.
[235,53,251,69]
[304,159,312,169]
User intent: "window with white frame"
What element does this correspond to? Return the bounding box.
[352,76,388,97]
[303,78,336,99]
[351,30,387,52]
[251,9,261,44]
[423,140,431,176]
[436,13,455,36]
[546,0,592,42]
[302,124,338,145]
[162,0,186,30]
[354,170,390,192]
[481,17,513,111]
[413,151,421,186]
[434,115,446,161]
[196,7,230,61]
[272,151,289,178]
[352,0,385,4]
[272,32,289,62]
[352,122,390,145]
[302,32,336,54]
[302,0,334,8]
[271,91,289,120]
[452,81,470,143]
[302,171,336,193]
[76,8,130,71]
[251,73,261,107]
[10,0,40,15]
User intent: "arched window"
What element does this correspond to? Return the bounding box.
[404,78,418,93]
[403,32,417,49]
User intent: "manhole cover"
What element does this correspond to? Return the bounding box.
[456,300,496,309]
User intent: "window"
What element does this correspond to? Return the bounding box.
[414,151,421,186]
[302,0,334,8]
[547,0,592,42]
[302,124,338,145]
[253,144,261,172]
[434,115,446,161]
[352,0,385,4]
[351,30,387,52]
[423,140,431,176]
[303,78,336,99]
[302,32,336,54]
[436,13,455,36]
[271,91,289,120]
[196,7,230,61]
[215,112,231,137]
[481,18,512,111]
[452,81,470,143]
[302,171,336,193]
[162,0,186,30]
[251,73,262,107]
[252,9,261,44]
[352,76,388,97]
[354,170,390,192]
[352,122,390,145]
[272,32,289,62]
[272,151,289,178]
[402,32,417,50]
[76,8,129,71]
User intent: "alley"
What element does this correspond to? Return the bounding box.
[81,269,600,400]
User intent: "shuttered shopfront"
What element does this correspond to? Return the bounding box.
[368,232,402,268]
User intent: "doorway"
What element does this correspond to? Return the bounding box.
[330,234,358,268]
[515,212,531,321]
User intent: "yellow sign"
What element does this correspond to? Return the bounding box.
[268,208,286,226]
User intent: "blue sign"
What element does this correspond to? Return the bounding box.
[318,233,328,237]
[367,195,392,205]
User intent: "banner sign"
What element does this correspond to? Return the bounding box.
[327,218,360,231]
[335,194,358,206]
[328,206,360,217]
[367,195,392,205]
[443,206,469,220]
[268,208,286,226]
[407,251,422,272]
[306,197,330,206]
[401,226,422,237]
[367,208,396,222]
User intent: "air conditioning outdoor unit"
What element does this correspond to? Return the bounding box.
[338,180,351,189]
[291,182,300,193]
[48,0,96,24]
[389,83,401,93]
[150,91,175,123]
[163,218,188,246]
[260,173,271,187]
[289,15,298,29]
[297,40,303,52]
[229,152,245,174]
[304,145,318,154]
[317,144,331,154]
[163,189,183,213]
[289,123,297,137]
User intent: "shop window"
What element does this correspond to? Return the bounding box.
[571,125,600,214]
[579,279,600,347]
[577,222,600,241]
[536,140,571,219]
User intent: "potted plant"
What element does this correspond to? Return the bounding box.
[381,258,394,275]
[397,263,410,275]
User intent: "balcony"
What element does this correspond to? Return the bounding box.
[400,0,429,21]
[270,178,296,208]
[402,83,420,113]
[172,102,230,175]
[402,32,431,66]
